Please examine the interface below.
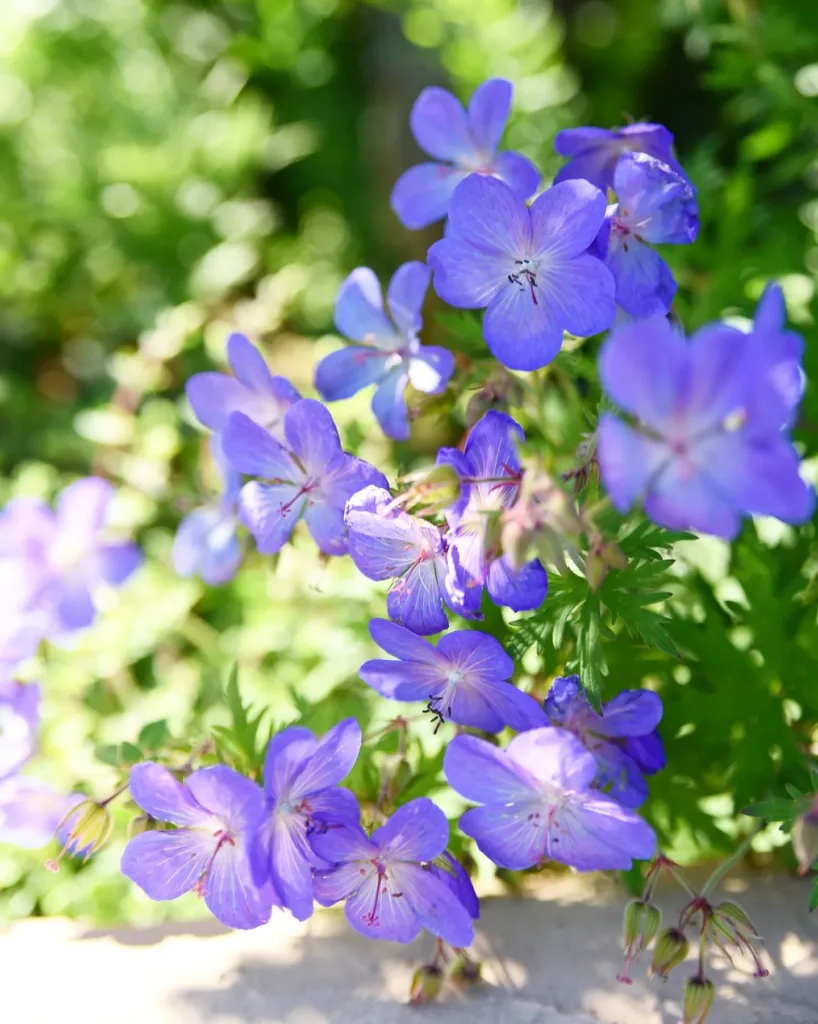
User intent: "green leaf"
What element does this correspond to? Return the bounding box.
[810,879,818,913]
[138,720,169,750]
[741,798,801,822]
[120,742,143,766]
[218,664,267,772]
[95,744,120,768]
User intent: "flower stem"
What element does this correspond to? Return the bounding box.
[700,820,768,899]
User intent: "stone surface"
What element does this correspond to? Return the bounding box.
[2,873,816,1023]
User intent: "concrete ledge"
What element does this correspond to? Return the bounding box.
[3,873,816,1023]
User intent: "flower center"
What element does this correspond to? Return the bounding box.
[507,258,539,305]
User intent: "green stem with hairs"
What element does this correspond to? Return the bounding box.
[700,820,768,899]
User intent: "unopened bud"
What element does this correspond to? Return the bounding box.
[709,901,768,978]
[46,800,113,872]
[450,955,482,988]
[465,369,524,428]
[403,463,461,515]
[683,976,715,1023]
[409,964,443,1006]
[714,901,756,935]
[649,927,689,980]
[618,900,661,982]
[793,798,818,875]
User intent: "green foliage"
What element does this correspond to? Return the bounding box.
[2,0,818,926]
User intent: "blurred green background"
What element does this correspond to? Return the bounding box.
[2,0,818,925]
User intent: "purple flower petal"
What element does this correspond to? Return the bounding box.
[238,482,305,554]
[222,412,299,480]
[391,163,469,230]
[261,813,314,921]
[172,506,240,586]
[54,581,96,632]
[314,347,391,402]
[486,555,548,612]
[203,835,274,929]
[344,869,423,942]
[467,78,512,153]
[386,558,449,635]
[386,261,430,337]
[447,174,530,256]
[390,861,475,947]
[493,150,540,199]
[129,762,211,827]
[458,804,545,870]
[410,87,473,162]
[302,501,346,556]
[185,765,265,834]
[283,400,342,476]
[427,236,509,308]
[321,455,389,515]
[368,618,442,664]
[0,682,39,779]
[444,734,534,804]
[597,414,671,515]
[372,365,410,440]
[121,829,211,901]
[226,333,275,390]
[754,282,785,334]
[605,235,676,317]
[530,180,607,259]
[597,318,686,432]
[624,732,666,775]
[482,278,564,371]
[359,657,443,703]
[334,268,398,347]
[345,486,421,582]
[554,123,679,192]
[597,690,664,737]
[263,727,317,801]
[372,798,449,862]
[0,777,78,848]
[426,852,480,919]
[311,822,375,869]
[643,458,741,539]
[506,728,598,790]
[289,718,362,800]
[408,347,454,395]
[537,252,616,338]
[96,542,143,586]
[55,477,113,542]
[436,629,513,679]
[543,796,656,871]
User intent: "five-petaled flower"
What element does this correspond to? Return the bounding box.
[223,399,388,556]
[311,798,476,946]
[543,675,665,808]
[121,762,274,930]
[444,729,656,872]
[172,436,242,586]
[344,484,474,635]
[594,152,698,318]
[250,719,361,921]
[0,478,142,636]
[554,122,684,192]
[186,332,300,442]
[428,175,616,370]
[315,262,454,440]
[438,411,548,612]
[359,618,546,733]
[391,78,539,230]
[596,316,815,538]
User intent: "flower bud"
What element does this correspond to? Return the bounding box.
[713,900,756,935]
[409,964,443,1006]
[682,976,715,1023]
[649,927,689,980]
[46,799,113,872]
[450,955,481,988]
[708,901,768,978]
[465,369,524,428]
[793,798,818,875]
[618,900,661,982]
[402,463,461,516]
[585,539,628,592]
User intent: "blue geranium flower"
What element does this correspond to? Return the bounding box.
[359,618,546,733]
[391,78,539,230]
[428,175,615,370]
[597,315,816,538]
[554,122,684,192]
[444,730,656,871]
[311,798,476,946]
[222,399,387,557]
[438,410,549,612]
[315,262,454,441]
[595,152,698,318]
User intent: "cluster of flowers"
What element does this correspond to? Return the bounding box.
[0,78,813,999]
